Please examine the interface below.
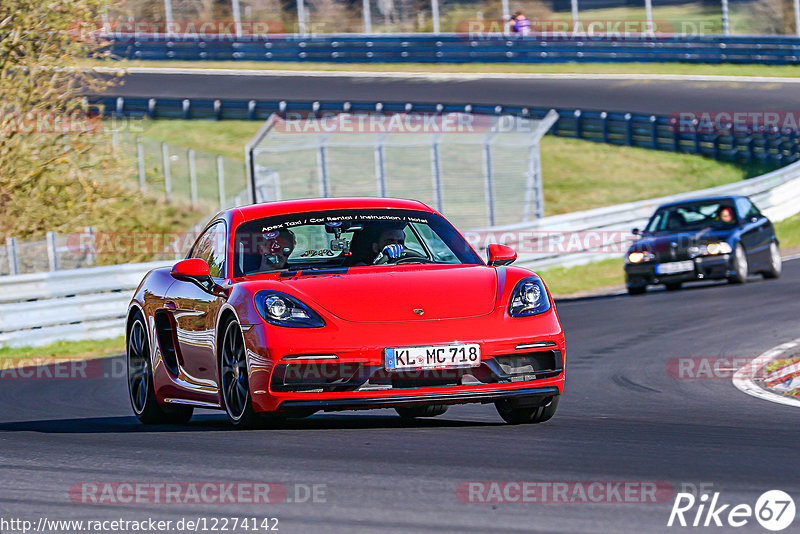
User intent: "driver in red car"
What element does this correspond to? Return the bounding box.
[257,229,296,271]
[372,227,406,264]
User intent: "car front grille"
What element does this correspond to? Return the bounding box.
[270,350,563,393]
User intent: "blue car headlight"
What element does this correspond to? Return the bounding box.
[254,291,325,328]
[509,277,551,317]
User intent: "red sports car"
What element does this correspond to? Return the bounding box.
[126,198,565,427]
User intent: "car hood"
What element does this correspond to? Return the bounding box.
[281,265,498,322]
[632,228,733,253]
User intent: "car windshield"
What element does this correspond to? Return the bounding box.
[644,201,738,234]
[233,208,482,277]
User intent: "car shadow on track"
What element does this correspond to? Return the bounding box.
[0,412,503,433]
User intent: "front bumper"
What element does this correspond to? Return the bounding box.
[238,306,566,413]
[625,254,732,288]
[277,385,560,412]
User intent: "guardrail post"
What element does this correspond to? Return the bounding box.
[672,119,680,152]
[188,148,198,208]
[430,135,444,213]
[601,112,609,143]
[217,155,226,209]
[694,124,702,154]
[6,237,19,276]
[625,113,633,146]
[136,139,146,192]
[650,115,658,150]
[574,110,583,139]
[161,142,172,202]
[46,231,59,272]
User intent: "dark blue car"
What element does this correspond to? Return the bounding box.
[624,195,781,295]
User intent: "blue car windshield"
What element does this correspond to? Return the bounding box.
[233,209,482,277]
[645,202,738,234]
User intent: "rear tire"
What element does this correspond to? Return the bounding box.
[727,243,748,284]
[127,313,193,425]
[665,282,682,291]
[395,404,449,419]
[495,396,559,425]
[762,242,782,279]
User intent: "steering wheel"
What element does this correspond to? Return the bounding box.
[390,251,436,264]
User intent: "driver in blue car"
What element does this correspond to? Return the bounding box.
[372,227,406,264]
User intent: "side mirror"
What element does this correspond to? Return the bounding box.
[487,244,517,266]
[632,228,641,236]
[171,258,212,286]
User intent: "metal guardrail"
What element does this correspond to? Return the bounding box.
[0,261,171,348]
[98,96,800,167]
[108,34,800,65]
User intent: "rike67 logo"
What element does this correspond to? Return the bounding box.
[668,490,796,531]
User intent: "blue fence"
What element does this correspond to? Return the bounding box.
[108,34,800,64]
[97,96,800,167]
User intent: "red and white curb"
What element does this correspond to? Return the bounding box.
[733,338,800,408]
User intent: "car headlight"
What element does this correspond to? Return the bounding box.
[509,277,551,317]
[704,242,732,255]
[627,251,654,264]
[254,291,325,328]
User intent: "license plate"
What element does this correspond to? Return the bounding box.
[385,343,481,371]
[655,260,694,275]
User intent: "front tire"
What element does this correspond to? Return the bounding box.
[727,243,749,284]
[127,314,193,424]
[762,242,782,279]
[395,404,449,419]
[627,285,646,296]
[219,317,280,428]
[495,396,559,425]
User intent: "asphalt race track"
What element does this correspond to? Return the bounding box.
[107,70,800,115]
[1,261,798,533]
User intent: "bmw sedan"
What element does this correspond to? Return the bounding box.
[624,195,781,295]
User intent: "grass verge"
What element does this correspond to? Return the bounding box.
[0,337,124,365]
[97,59,800,78]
